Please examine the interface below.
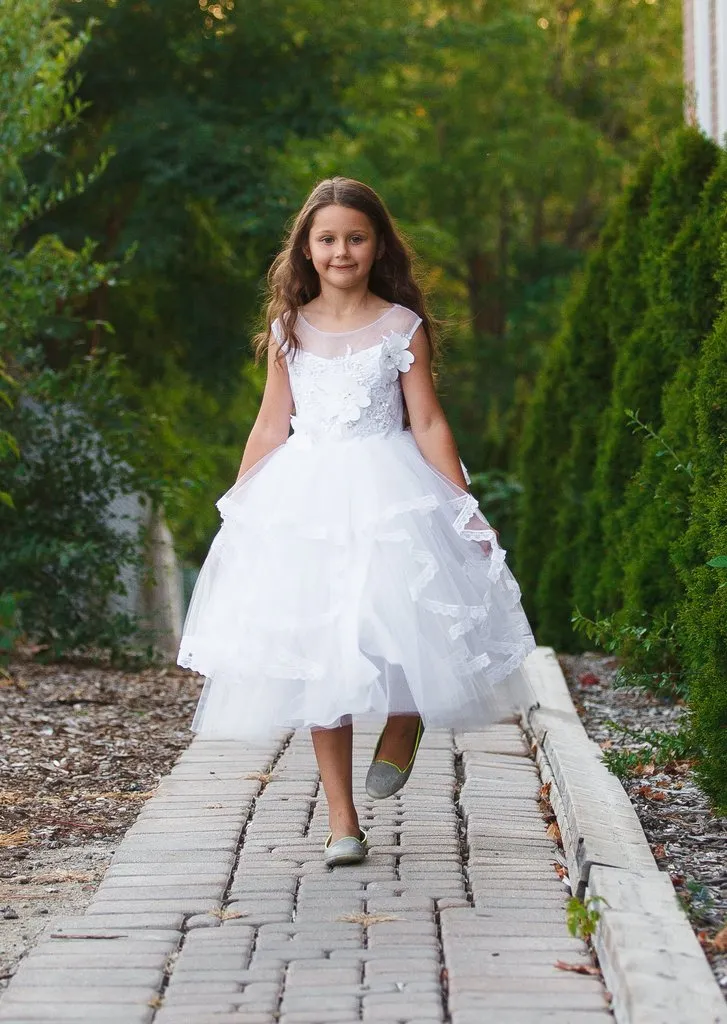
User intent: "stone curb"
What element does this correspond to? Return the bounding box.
[519,646,727,1024]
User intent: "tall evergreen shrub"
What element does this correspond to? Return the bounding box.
[573,128,719,619]
[533,151,660,648]
[617,157,727,632]
[675,295,727,812]
[515,280,588,628]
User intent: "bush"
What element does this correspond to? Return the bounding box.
[516,127,727,812]
[0,358,164,659]
[574,128,719,618]
[531,149,660,649]
[675,298,727,813]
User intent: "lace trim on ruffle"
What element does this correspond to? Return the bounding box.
[179,648,325,683]
[410,548,439,600]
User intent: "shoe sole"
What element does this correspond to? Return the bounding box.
[325,850,368,867]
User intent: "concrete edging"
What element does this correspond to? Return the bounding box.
[519,646,726,1024]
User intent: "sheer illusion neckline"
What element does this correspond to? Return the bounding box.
[297,303,399,335]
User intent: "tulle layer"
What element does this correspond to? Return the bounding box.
[178,428,537,740]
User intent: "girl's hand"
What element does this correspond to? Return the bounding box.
[479,526,500,557]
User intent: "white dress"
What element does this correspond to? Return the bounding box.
[178,303,536,740]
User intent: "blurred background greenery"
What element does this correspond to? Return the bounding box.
[2,0,682,560]
[11,3,727,808]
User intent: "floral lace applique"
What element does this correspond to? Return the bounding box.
[380,330,415,382]
[285,332,416,445]
[321,357,372,423]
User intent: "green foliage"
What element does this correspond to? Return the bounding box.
[0,358,165,659]
[0,591,24,672]
[600,720,698,783]
[0,5,173,659]
[675,298,727,814]
[467,469,523,555]
[613,157,727,644]
[516,147,660,642]
[572,608,684,700]
[529,218,623,647]
[566,895,608,941]
[577,128,719,619]
[519,128,727,811]
[514,296,579,619]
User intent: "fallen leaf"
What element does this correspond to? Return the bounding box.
[337,912,398,926]
[554,960,601,976]
[578,672,600,686]
[546,822,562,843]
[539,781,552,800]
[636,785,666,802]
[711,925,727,952]
[653,844,666,860]
[207,908,247,920]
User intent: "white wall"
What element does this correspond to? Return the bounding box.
[684,0,727,145]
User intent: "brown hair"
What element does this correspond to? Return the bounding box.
[252,176,438,366]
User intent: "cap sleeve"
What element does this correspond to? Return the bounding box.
[404,310,423,340]
[271,316,292,357]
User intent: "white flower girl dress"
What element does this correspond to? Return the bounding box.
[178,303,536,739]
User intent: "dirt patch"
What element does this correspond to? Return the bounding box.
[0,655,202,987]
[559,651,727,999]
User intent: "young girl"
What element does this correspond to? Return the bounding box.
[178,177,536,867]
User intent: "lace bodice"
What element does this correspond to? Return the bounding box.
[272,304,422,448]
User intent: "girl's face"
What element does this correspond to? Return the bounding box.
[304,204,382,292]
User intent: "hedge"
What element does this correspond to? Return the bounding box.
[618,158,727,631]
[675,287,727,811]
[516,126,727,810]
[525,149,661,648]
[576,128,719,618]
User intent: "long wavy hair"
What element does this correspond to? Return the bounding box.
[253,177,438,367]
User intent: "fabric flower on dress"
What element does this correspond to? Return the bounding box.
[380,331,414,382]
[321,373,372,424]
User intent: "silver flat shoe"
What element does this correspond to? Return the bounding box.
[324,828,369,867]
[365,718,425,800]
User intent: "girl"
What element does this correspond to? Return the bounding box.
[178,177,536,867]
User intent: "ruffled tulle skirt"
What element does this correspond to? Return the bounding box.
[178,428,537,740]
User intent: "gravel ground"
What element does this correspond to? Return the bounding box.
[0,654,202,988]
[559,651,727,1000]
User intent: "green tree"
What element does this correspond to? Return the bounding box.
[0,3,160,655]
[675,297,727,812]
[0,5,115,387]
[573,128,718,620]
[617,157,727,632]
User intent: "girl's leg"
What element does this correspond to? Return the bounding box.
[311,716,361,843]
[375,712,422,768]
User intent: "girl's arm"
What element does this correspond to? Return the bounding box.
[400,325,499,541]
[236,339,293,481]
[400,325,471,491]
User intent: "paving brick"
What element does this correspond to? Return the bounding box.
[0,711,629,1024]
[0,1008,154,1023]
[1,986,158,1005]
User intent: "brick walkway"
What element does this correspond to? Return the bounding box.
[0,720,614,1023]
